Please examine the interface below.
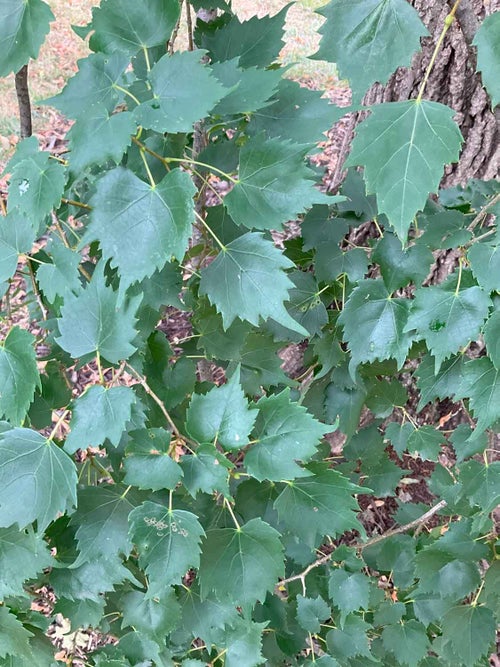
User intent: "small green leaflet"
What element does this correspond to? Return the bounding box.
[8,147,66,225]
[199,517,284,607]
[224,618,267,667]
[250,79,344,144]
[36,238,81,303]
[339,279,414,372]
[245,390,327,481]
[0,0,53,76]
[326,614,372,660]
[468,241,500,292]
[385,421,414,456]
[0,210,35,285]
[134,50,226,133]
[211,58,281,116]
[314,0,428,101]
[328,570,370,623]
[200,232,308,336]
[484,311,500,368]
[120,588,181,639]
[70,485,139,567]
[324,383,366,438]
[0,525,52,598]
[65,385,136,454]
[415,353,463,410]
[459,460,500,513]
[381,620,430,667]
[200,6,288,68]
[407,426,445,461]
[0,427,77,531]
[0,327,40,425]
[296,595,331,634]
[180,445,231,498]
[270,270,328,340]
[405,277,491,371]
[67,105,135,173]
[123,428,182,491]
[46,52,129,119]
[86,167,195,293]
[346,100,463,240]
[186,368,257,450]
[129,502,205,591]
[274,468,364,542]
[441,605,496,665]
[225,135,330,231]
[89,0,180,56]
[0,606,33,660]
[372,232,434,292]
[473,11,500,108]
[56,263,140,363]
[457,357,500,434]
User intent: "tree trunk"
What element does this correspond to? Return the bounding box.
[330,0,500,190]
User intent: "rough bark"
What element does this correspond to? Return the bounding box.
[15,64,32,139]
[329,0,500,191]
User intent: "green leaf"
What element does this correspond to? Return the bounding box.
[54,597,105,630]
[385,421,414,456]
[123,428,182,491]
[0,525,52,598]
[339,279,414,372]
[456,357,500,434]
[211,58,281,116]
[0,327,40,425]
[180,445,231,498]
[405,278,491,371]
[459,460,500,513]
[121,588,181,639]
[0,211,35,286]
[296,595,331,633]
[245,390,328,482]
[373,232,434,292]
[0,427,77,531]
[86,167,195,293]
[70,485,139,566]
[415,550,480,601]
[225,135,329,231]
[239,332,293,392]
[346,101,463,240]
[328,570,370,623]
[65,385,136,454]
[0,0,53,76]
[36,239,81,303]
[200,232,308,336]
[468,241,500,292]
[381,620,430,667]
[326,614,372,660]
[0,606,33,660]
[325,383,366,438]
[274,468,364,542]
[186,368,257,450]
[415,353,463,410]
[483,310,500,369]
[56,263,140,363]
[224,618,267,667]
[360,454,404,496]
[199,517,284,607]
[51,557,137,602]
[362,534,415,589]
[46,52,129,119]
[250,79,344,144]
[67,106,135,173]
[407,426,445,462]
[199,6,288,68]
[441,605,496,665]
[314,0,428,101]
[129,501,205,591]
[450,424,487,464]
[134,50,226,133]
[89,0,180,55]
[8,147,66,224]
[473,11,500,108]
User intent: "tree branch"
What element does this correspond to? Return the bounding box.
[15,64,32,139]
[276,499,448,593]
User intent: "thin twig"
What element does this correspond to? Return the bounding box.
[275,499,448,593]
[15,65,32,138]
[467,193,500,232]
